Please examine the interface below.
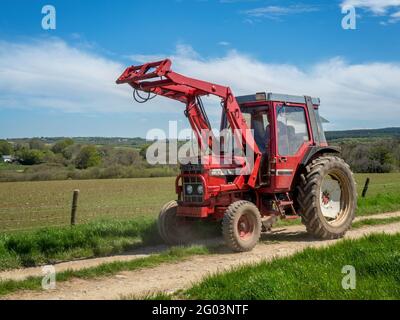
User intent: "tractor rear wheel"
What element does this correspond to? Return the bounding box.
[158,200,194,245]
[297,155,357,239]
[222,200,262,252]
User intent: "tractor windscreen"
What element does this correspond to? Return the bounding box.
[221,106,270,154]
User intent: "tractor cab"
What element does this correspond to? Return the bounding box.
[222,92,328,190]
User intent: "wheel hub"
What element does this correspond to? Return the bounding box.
[320,175,342,220]
[238,214,253,240]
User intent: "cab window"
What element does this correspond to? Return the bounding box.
[276,105,310,155]
[222,106,270,154]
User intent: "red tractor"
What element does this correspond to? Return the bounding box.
[117,59,357,252]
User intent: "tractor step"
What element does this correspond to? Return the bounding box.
[274,193,297,217]
[277,200,294,206]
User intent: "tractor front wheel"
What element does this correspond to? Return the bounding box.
[158,200,194,245]
[297,155,357,239]
[222,201,262,252]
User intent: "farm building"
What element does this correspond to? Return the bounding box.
[1,155,15,163]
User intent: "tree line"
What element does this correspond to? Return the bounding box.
[0,137,399,182]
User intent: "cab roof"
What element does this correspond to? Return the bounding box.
[236,92,320,106]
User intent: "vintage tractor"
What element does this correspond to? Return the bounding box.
[117,59,357,252]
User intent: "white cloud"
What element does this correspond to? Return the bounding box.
[1,39,399,130]
[131,47,399,129]
[341,0,400,14]
[0,39,178,114]
[244,5,319,19]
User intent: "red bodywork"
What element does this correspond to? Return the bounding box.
[117,59,326,220]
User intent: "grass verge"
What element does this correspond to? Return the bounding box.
[0,217,161,271]
[352,216,400,229]
[182,233,400,300]
[0,245,211,297]
[357,192,400,216]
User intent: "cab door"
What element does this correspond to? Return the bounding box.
[273,103,312,191]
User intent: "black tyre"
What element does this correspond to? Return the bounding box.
[158,200,194,245]
[222,200,262,252]
[297,155,357,239]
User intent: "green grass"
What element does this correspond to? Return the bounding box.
[0,216,220,271]
[352,216,400,229]
[0,217,161,270]
[182,233,400,300]
[357,193,400,216]
[0,245,210,297]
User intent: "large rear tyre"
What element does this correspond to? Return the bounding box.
[158,200,194,245]
[297,155,357,239]
[222,201,262,252]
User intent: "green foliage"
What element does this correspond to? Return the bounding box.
[336,138,400,173]
[75,145,102,169]
[51,138,74,154]
[16,149,45,165]
[28,138,46,151]
[0,140,13,156]
[184,233,400,300]
[139,143,151,159]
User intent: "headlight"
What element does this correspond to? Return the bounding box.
[197,185,204,195]
[186,185,193,194]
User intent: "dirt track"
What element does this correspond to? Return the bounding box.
[3,211,400,300]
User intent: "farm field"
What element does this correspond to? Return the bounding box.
[0,177,175,232]
[0,173,399,232]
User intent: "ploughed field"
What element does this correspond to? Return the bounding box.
[0,173,399,232]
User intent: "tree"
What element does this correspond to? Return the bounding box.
[0,140,13,156]
[51,138,74,154]
[139,144,151,159]
[75,145,101,169]
[29,138,46,150]
[17,149,45,165]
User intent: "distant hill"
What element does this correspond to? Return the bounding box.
[326,127,400,141]
[6,127,400,146]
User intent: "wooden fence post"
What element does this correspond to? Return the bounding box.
[361,178,370,198]
[71,189,79,226]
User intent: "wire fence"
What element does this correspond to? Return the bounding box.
[0,204,163,232]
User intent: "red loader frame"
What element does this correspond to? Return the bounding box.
[116,59,262,189]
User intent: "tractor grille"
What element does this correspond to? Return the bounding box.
[180,163,203,174]
[182,176,204,203]
[180,163,204,203]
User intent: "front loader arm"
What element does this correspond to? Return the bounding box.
[116,59,262,188]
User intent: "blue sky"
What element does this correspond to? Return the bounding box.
[0,0,400,138]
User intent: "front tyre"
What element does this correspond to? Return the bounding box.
[222,201,262,252]
[158,200,194,245]
[297,155,357,239]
